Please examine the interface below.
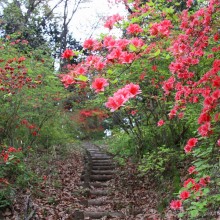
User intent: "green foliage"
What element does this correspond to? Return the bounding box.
[138,146,184,179]
[107,129,137,165]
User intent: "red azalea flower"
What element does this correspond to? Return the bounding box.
[32,131,37,136]
[152,65,157,72]
[7,147,17,153]
[62,49,75,59]
[126,24,143,34]
[61,75,75,88]
[157,119,165,127]
[18,56,26,63]
[170,200,182,210]
[184,144,193,153]
[183,178,196,188]
[180,190,190,200]
[124,83,141,98]
[105,95,126,112]
[3,153,9,163]
[188,166,197,174]
[91,78,109,93]
[131,110,138,116]
[187,138,198,147]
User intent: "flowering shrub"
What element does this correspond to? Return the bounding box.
[60,0,220,218]
[0,35,70,209]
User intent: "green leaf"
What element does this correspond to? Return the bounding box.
[154,49,161,57]
[129,44,137,52]
[178,212,184,218]
[107,69,113,75]
[203,188,210,194]
[147,0,154,6]
[111,79,118,84]
[163,7,174,15]
[165,54,171,59]
[190,209,199,218]
[75,75,88,82]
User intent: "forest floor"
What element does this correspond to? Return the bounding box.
[1,141,178,220]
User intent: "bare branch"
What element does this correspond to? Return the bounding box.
[66,0,83,26]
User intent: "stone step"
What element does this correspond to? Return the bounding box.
[89,182,109,188]
[91,160,114,164]
[73,210,124,219]
[90,175,113,182]
[90,157,112,160]
[91,170,115,175]
[84,211,124,219]
[91,159,112,163]
[92,165,115,170]
[80,198,110,207]
[88,198,110,206]
[89,189,109,196]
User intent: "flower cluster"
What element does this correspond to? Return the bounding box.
[105,83,141,112]
[104,14,123,30]
[150,20,173,37]
[126,23,143,34]
[20,119,39,136]
[0,146,22,163]
[0,51,41,94]
[170,175,210,210]
[184,138,198,153]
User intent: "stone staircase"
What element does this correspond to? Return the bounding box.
[73,143,124,219]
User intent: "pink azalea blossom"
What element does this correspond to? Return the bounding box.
[150,20,173,37]
[104,14,123,29]
[124,83,142,97]
[91,78,109,93]
[170,200,182,210]
[61,75,74,88]
[157,119,165,127]
[198,122,211,136]
[119,52,136,63]
[114,88,131,100]
[107,48,122,61]
[184,138,198,153]
[126,24,143,34]
[83,38,96,50]
[105,95,126,112]
[105,83,142,112]
[188,166,197,174]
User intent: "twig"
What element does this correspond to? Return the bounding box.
[23,195,36,220]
